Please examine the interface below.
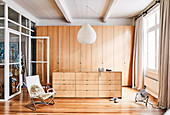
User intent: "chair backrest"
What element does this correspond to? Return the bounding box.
[26,75,44,97]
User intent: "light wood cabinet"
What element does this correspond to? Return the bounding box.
[37,26,134,86]
[53,71,122,98]
[53,72,75,97]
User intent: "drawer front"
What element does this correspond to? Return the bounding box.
[76,73,98,81]
[100,73,121,81]
[53,85,75,91]
[99,80,121,85]
[53,80,75,85]
[99,91,122,97]
[53,72,75,81]
[99,85,121,91]
[76,85,98,91]
[76,91,98,97]
[76,80,98,85]
[55,91,75,97]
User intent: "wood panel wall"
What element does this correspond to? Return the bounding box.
[36,26,135,86]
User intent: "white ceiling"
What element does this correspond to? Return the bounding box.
[12,0,154,21]
[13,0,64,19]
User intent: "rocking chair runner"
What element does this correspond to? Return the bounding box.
[25,75,56,111]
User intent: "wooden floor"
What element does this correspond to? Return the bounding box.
[0,87,165,115]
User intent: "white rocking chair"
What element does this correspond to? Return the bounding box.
[25,75,56,111]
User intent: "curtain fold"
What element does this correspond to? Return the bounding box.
[132,17,144,90]
[158,0,170,109]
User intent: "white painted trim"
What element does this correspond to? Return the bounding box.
[103,0,119,22]
[55,0,72,23]
[37,18,134,26]
[31,61,47,63]
[29,36,50,83]
[2,0,38,23]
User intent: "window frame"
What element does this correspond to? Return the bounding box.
[144,5,160,72]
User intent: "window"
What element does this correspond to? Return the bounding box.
[144,6,159,72]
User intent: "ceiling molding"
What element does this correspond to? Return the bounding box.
[55,0,72,23]
[103,0,119,22]
[37,18,134,26]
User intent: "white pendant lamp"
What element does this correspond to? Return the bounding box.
[77,24,96,44]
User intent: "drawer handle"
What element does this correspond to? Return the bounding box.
[109,90,111,91]
[63,84,65,85]
[109,80,111,81]
[86,84,88,85]
[63,90,65,91]
[86,90,88,91]
[109,84,111,85]
[63,80,65,81]
[86,80,88,81]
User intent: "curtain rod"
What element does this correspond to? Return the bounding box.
[135,0,160,20]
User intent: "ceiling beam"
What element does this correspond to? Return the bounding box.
[55,0,72,23]
[103,0,119,22]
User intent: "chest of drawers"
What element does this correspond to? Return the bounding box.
[52,71,122,98]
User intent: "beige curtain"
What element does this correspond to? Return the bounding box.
[132,16,144,90]
[158,0,170,109]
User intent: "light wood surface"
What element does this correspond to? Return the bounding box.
[0,87,165,115]
[48,26,59,83]
[53,71,122,98]
[37,26,135,86]
[69,26,81,71]
[92,26,103,70]
[59,26,70,70]
[80,44,92,70]
[103,26,113,69]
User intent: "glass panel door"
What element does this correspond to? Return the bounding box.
[29,37,49,83]
[9,32,20,96]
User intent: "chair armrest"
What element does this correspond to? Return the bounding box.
[47,88,56,94]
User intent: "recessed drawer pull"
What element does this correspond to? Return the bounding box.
[63,80,65,81]
[86,90,88,91]
[86,80,88,81]
[63,84,65,85]
[109,84,111,85]
[109,80,111,81]
[86,84,88,85]
[109,90,111,91]
[63,90,65,91]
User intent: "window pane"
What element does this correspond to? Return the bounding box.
[0,5,4,17]
[0,29,4,63]
[148,13,155,28]
[21,27,29,35]
[21,16,29,28]
[148,31,155,69]
[8,7,19,23]
[8,21,20,31]
[0,20,4,27]
[157,10,159,25]
[9,33,19,63]
[9,64,20,96]
[0,65,4,99]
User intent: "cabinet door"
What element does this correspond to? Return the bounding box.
[103,26,113,69]
[59,26,70,70]
[48,26,59,83]
[113,26,134,86]
[70,26,81,71]
[92,26,103,70]
[122,26,134,86]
